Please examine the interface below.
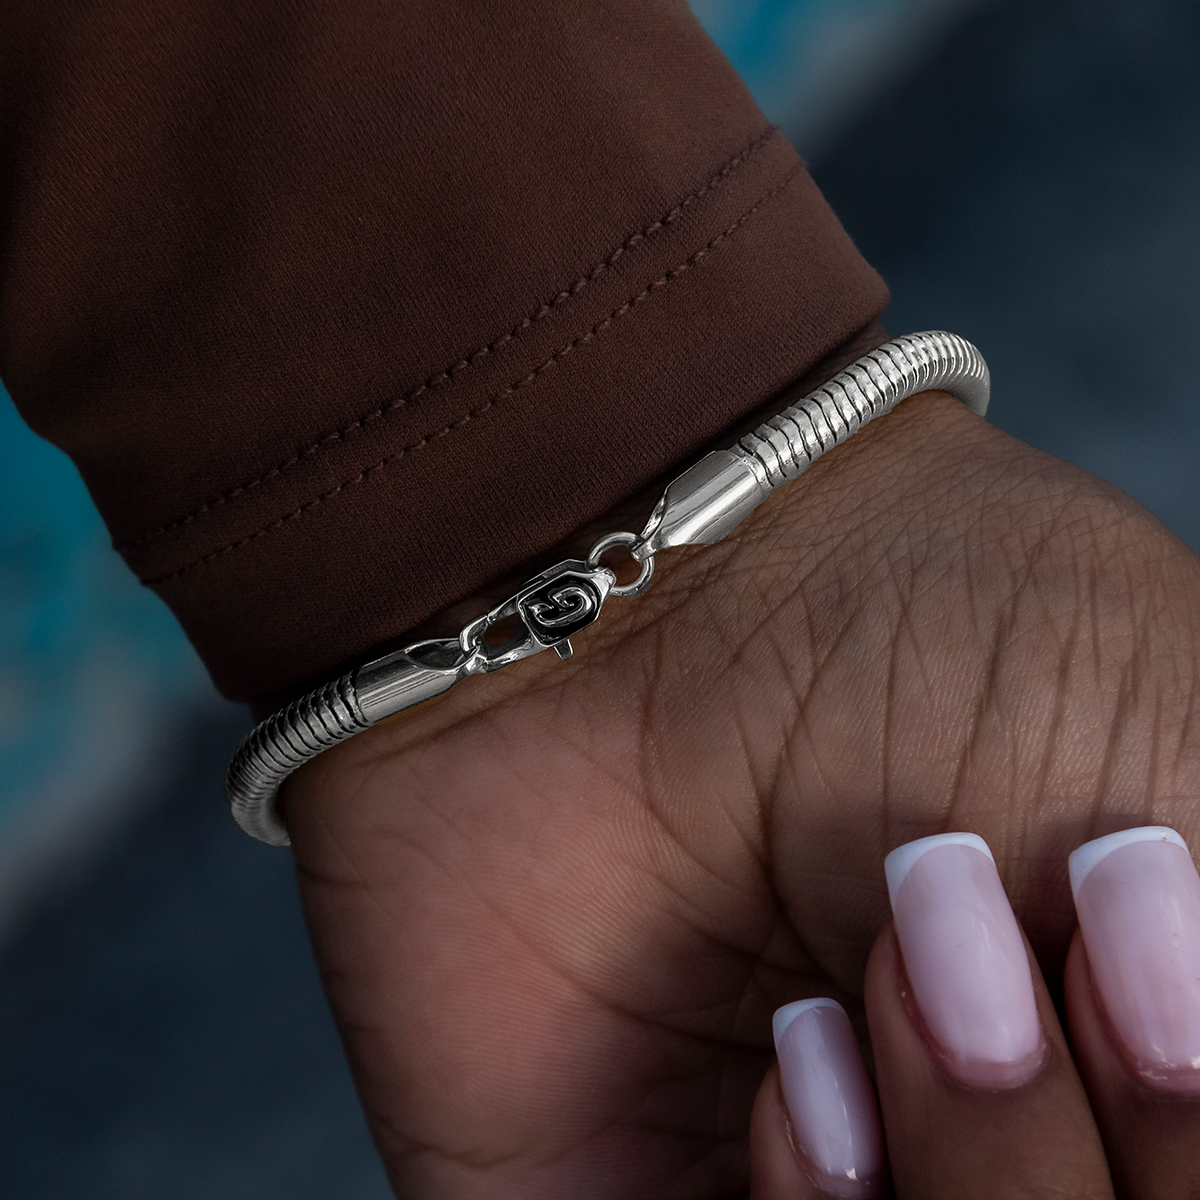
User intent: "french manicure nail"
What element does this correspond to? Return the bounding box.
[1070,826,1200,1091]
[773,999,886,1199]
[884,832,1044,1086]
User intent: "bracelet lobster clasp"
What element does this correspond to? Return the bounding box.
[457,532,656,671]
[458,559,616,668]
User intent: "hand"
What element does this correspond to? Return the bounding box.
[283,391,1200,1198]
[752,827,1200,1198]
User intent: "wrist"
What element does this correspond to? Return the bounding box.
[236,333,991,843]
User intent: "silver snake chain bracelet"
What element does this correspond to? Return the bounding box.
[226,331,990,846]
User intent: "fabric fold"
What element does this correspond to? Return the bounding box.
[1,0,887,702]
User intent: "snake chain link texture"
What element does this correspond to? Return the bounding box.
[226,672,367,845]
[732,331,988,486]
[226,331,987,846]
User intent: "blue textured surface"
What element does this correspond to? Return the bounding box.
[0,391,202,841]
[0,705,390,1200]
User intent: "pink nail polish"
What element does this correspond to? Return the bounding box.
[773,999,886,1199]
[884,833,1044,1087]
[1070,826,1200,1091]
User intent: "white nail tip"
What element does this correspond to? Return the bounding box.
[772,998,844,1049]
[884,832,994,906]
[1068,826,1189,894]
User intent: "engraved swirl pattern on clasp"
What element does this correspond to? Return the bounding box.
[524,582,600,631]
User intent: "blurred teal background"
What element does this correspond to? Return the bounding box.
[1,0,1197,1195]
[0,397,206,931]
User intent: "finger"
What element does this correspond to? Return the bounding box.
[867,832,1112,1199]
[749,1001,886,1199]
[1065,827,1200,1198]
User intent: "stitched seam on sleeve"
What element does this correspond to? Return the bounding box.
[117,126,781,553]
[140,165,802,589]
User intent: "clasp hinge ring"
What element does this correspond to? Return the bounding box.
[586,531,656,598]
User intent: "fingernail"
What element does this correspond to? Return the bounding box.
[772,999,886,1199]
[1069,826,1200,1091]
[884,832,1044,1086]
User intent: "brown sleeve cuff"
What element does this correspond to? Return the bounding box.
[1,0,887,704]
